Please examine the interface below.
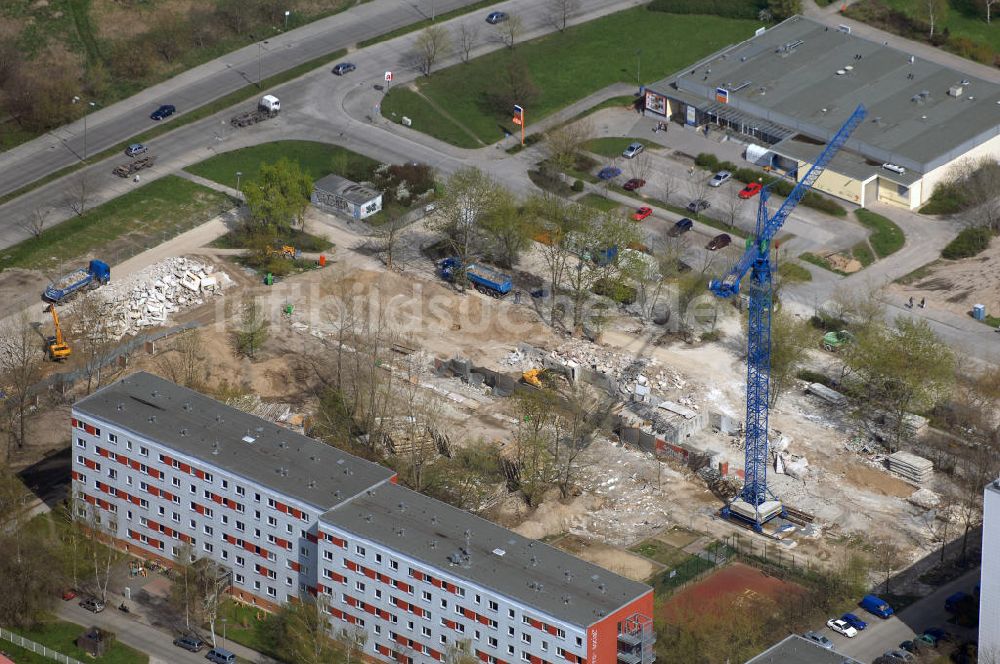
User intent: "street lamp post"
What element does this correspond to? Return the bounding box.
[635,48,642,87]
[253,39,269,89]
[221,618,228,650]
[236,171,242,191]
[72,97,98,161]
[284,10,291,29]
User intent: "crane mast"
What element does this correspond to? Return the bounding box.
[708,104,867,530]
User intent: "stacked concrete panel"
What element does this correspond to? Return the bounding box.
[887,451,933,483]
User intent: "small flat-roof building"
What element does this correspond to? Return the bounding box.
[312,174,382,220]
[645,16,1000,209]
[745,635,863,664]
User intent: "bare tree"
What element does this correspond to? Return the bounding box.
[984,0,1000,23]
[73,296,120,395]
[544,119,593,172]
[686,175,712,214]
[918,0,949,38]
[546,0,580,32]
[80,501,123,604]
[63,173,93,217]
[870,536,903,595]
[277,595,340,664]
[156,329,208,389]
[414,24,450,76]
[551,381,608,499]
[335,625,368,664]
[723,192,743,230]
[660,170,678,206]
[494,14,524,49]
[0,312,43,456]
[19,207,50,238]
[235,295,267,359]
[455,22,479,63]
[626,152,652,184]
[372,217,406,270]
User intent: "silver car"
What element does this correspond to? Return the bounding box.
[622,142,645,159]
[802,631,834,650]
[125,143,148,157]
[709,170,732,187]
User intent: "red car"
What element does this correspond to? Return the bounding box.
[738,182,763,199]
[62,589,77,601]
[632,206,653,221]
[623,178,646,191]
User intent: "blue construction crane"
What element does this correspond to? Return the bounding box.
[709,104,867,531]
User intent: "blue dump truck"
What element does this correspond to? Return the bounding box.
[44,260,111,304]
[438,257,512,298]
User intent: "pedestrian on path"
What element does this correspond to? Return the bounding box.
[919,297,925,308]
[908,296,914,308]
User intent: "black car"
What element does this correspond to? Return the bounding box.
[331,62,356,75]
[668,218,694,237]
[174,636,206,652]
[150,104,176,121]
[687,199,710,213]
[486,11,508,24]
[79,597,105,613]
[707,233,732,251]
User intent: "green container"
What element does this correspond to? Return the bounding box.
[265,273,274,286]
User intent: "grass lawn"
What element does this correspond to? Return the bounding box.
[0,176,233,272]
[851,240,875,268]
[216,600,275,658]
[777,261,813,283]
[185,141,379,187]
[10,620,148,664]
[800,251,848,276]
[210,230,333,252]
[854,209,905,258]
[877,0,1000,51]
[387,9,757,146]
[579,193,623,212]
[380,87,483,148]
[583,137,655,158]
[358,0,497,47]
[630,539,691,568]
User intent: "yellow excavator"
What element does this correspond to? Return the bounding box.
[46,304,71,361]
[521,368,546,388]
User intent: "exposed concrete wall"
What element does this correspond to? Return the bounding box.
[922,131,1000,206]
[806,164,865,207]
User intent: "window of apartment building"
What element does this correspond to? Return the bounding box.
[125,475,133,486]
[286,524,293,535]
[267,552,276,563]
[189,484,196,494]
[253,510,261,520]
[440,599,448,609]
[108,468,117,480]
[203,490,212,499]
[139,446,148,457]
[76,438,86,449]
[236,520,245,532]
[507,627,514,637]
[455,623,465,634]
[171,477,180,487]
[285,576,293,587]
[235,485,245,497]
[203,542,214,553]
[489,637,498,648]
[172,512,180,522]
[126,510,132,521]
[157,506,165,516]
[189,519,196,529]
[374,588,382,600]
[139,499,148,509]
[456,587,465,598]
[254,581,261,591]
[204,507,213,518]
[421,626,431,638]
[254,492,261,503]
[390,559,398,571]
[235,573,245,584]
[508,609,515,619]
[355,545,365,557]
[203,525,213,536]
[488,619,498,629]
[172,495,180,505]
[575,636,582,647]
[541,640,549,652]
[407,621,414,632]
[139,516,148,527]
[507,646,514,656]
[158,454,165,463]
[375,553,382,565]
[221,479,228,490]
[267,498,276,509]
[204,473,213,483]
[422,591,431,602]
[323,550,333,562]
[355,581,365,592]
[124,440,131,451]
[267,516,277,527]
[139,464,148,475]
[108,433,117,444]
[487,599,497,611]
[253,528,261,539]
[221,550,228,561]
[521,634,531,644]
[374,625,381,636]
[140,481,149,492]
[236,556,245,567]
[301,547,309,557]
[221,515,229,525]
[439,635,448,645]
[520,653,530,662]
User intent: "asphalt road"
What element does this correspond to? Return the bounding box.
[0,0,488,198]
[817,568,981,664]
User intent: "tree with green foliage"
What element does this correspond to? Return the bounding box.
[242,158,313,236]
[767,0,802,20]
[429,167,504,288]
[264,596,345,664]
[480,188,534,268]
[767,310,813,407]
[843,317,955,451]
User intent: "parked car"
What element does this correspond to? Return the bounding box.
[687,199,710,213]
[899,640,928,655]
[841,613,868,631]
[822,330,853,352]
[150,104,176,121]
[331,62,356,75]
[802,631,834,650]
[61,589,77,601]
[125,144,148,157]
[922,627,951,644]
[597,166,622,180]
[709,170,732,187]
[880,650,914,663]
[485,11,508,24]
[623,178,646,191]
[622,142,645,159]
[826,619,858,638]
[668,218,694,236]
[205,647,237,664]
[174,636,206,653]
[631,206,653,221]
[79,597,105,613]
[706,233,731,251]
[860,594,894,618]
[739,182,763,198]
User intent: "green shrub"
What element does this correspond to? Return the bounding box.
[854,209,904,257]
[942,226,993,260]
[648,0,765,19]
[694,153,719,169]
[796,369,833,387]
[572,179,585,192]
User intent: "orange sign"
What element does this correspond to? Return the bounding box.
[512,116,522,125]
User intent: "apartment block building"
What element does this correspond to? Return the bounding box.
[71,372,654,664]
[981,479,1000,659]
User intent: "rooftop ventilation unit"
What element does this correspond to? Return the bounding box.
[492,548,506,557]
[949,85,965,97]
[882,163,906,174]
[836,70,846,76]
[241,435,255,443]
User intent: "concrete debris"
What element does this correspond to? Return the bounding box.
[783,456,810,480]
[887,451,933,484]
[805,382,848,405]
[225,394,293,424]
[908,488,941,509]
[84,257,231,338]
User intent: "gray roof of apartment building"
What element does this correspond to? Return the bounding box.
[74,372,395,510]
[656,15,1000,174]
[744,635,863,664]
[321,482,651,628]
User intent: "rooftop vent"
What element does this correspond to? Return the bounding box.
[183,402,191,411]
[598,583,607,594]
[336,459,344,465]
[835,69,846,76]
[492,548,506,557]
[310,455,319,462]
[212,441,220,455]
[116,403,124,411]
[216,415,223,423]
[180,428,188,437]
[307,480,316,489]
[398,502,407,513]
[961,79,971,86]
[278,441,287,449]
[948,85,964,97]
[148,415,156,423]
[882,163,906,174]
[530,556,538,567]
[241,435,255,444]
[562,595,571,605]
[564,571,573,582]
[255,427,263,433]
[364,513,373,522]
[431,515,438,525]
[151,390,159,398]
[429,540,438,549]
[396,528,405,537]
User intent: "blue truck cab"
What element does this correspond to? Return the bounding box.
[860,594,894,618]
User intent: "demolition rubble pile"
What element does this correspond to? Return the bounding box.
[91,257,232,337]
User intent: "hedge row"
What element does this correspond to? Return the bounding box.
[647,0,765,18]
[695,153,847,217]
[942,226,993,260]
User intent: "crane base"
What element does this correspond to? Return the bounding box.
[726,499,783,529]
